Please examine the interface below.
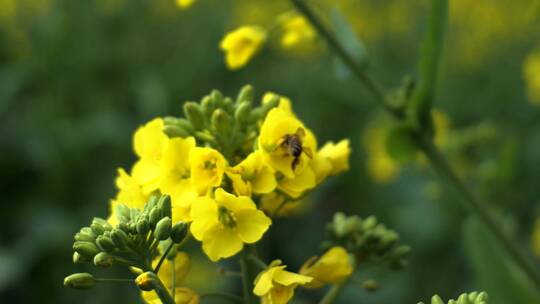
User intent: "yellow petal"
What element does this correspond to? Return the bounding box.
[251,166,277,194]
[189,197,219,240]
[278,167,316,198]
[235,209,272,243]
[201,225,244,261]
[214,188,256,213]
[273,268,313,286]
[253,266,284,296]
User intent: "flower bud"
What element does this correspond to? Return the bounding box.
[157,195,172,219]
[149,208,161,227]
[144,195,159,211]
[234,101,251,123]
[73,241,100,258]
[431,295,444,304]
[72,252,90,264]
[64,273,97,290]
[75,228,96,243]
[136,216,150,235]
[135,272,156,291]
[211,109,231,136]
[91,217,112,235]
[110,228,129,249]
[163,124,191,138]
[115,204,131,223]
[201,95,216,116]
[94,252,114,268]
[210,89,224,107]
[236,84,254,104]
[155,217,172,241]
[183,102,205,129]
[96,235,115,252]
[170,222,188,243]
[362,279,379,292]
[223,97,234,113]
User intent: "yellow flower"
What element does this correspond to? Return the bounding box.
[108,168,149,226]
[227,151,277,196]
[253,260,313,304]
[309,153,333,184]
[220,25,266,70]
[363,127,399,183]
[259,108,316,179]
[262,92,295,116]
[175,0,195,9]
[132,118,169,193]
[280,15,316,49]
[318,139,351,176]
[524,50,540,106]
[299,246,354,289]
[160,136,198,222]
[277,166,316,198]
[190,188,271,261]
[189,147,227,195]
[141,252,199,304]
[260,192,306,217]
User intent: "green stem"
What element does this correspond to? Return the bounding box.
[290,0,540,292]
[171,257,176,302]
[247,254,268,270]
[239,250,256,304]
[318,283,347,304]
[154,242,174,274]
[151,274,176,304]
[415,133,540,290]
[290,0,404,119]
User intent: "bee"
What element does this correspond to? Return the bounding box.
[279,127,313,171]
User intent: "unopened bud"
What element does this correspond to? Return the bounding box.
[144,195,159,212]
[183,102,205,129]
[136,216,150,235]
[157,195,172,219]
[94,252,114,268]
[362,279,379,292]
[110,229,129,249]
[96,236,115,252]
[72,252,89,264]
[210,90,224,107]
[431,295,444,304]
[135,272,156,291]
[115,204,131,223]
[73,241,100,258]
[64,273,97,290]
[155,217,172,241]
[75,229,96,243]
[201,95,216,116]
[234,101,251,123]
[211,109,231,136]
[170,222,188,243]
[163,124,191,138]
[236,84,254,104]
[149,208,161,227]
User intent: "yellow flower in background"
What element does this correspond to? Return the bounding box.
[159,136,198,222]
[253,260,313,304]
[524,50,540,106]
[190,188,271,261]
[280,15,316,49]
[108,168,149,226]
[363,127,400,183]
[259,108,316,178]
[189,147,227,195]
[132,118,169,194]
[175,0,195,10]
[141,252,199,304]
[299,246,353,289]
[260,192,306,217]
[227,151,277,196]
[220,25,267,70]
[532,218,540,258]
[318,139,351,176]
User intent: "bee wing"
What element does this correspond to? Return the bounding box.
[296,127,306,138]
[303,147,313,159]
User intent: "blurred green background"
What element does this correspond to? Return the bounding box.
[1,0,540,303]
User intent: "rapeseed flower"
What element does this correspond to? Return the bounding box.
[220,25,266,70]
[280,15,316,50]
[175,0,195,10]
[189,147,227,195]
[190,188,271,261]
[299,246,353,288]
[318,139,351,176]
[253,260,312,304]
[227,151,277,196]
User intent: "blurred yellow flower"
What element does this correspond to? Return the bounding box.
[227,151,277,196]
[190,188,271,261]
[259,108,316,178]
[141,252,199,304]
[363,127,400,183]
[220,25,266,70]
[299,246,353,288]
[524,50,540,106]
[189,147,227,195]
[318,139,351,176]
[259,192,306,217]
[280,15,316,49]
[159,136,198,222]
[132,118,169,193]
[175,0,195,9]
[253,260,312,304]
[108,168,149,226]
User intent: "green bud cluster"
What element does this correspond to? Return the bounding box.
[323,212,411,270]
[65,195,189,290]
[163,84,279,162]
[418,291,489,304]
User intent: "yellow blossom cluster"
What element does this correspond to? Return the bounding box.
[106,86,350,303]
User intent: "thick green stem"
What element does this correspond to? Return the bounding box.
[151,275,176,304]
[318,283,347,304]
[290,0,540,292]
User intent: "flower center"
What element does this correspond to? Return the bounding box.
[218,206,237,228]
[204,160,217,171]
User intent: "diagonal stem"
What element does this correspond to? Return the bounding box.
[290,0,540,291]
